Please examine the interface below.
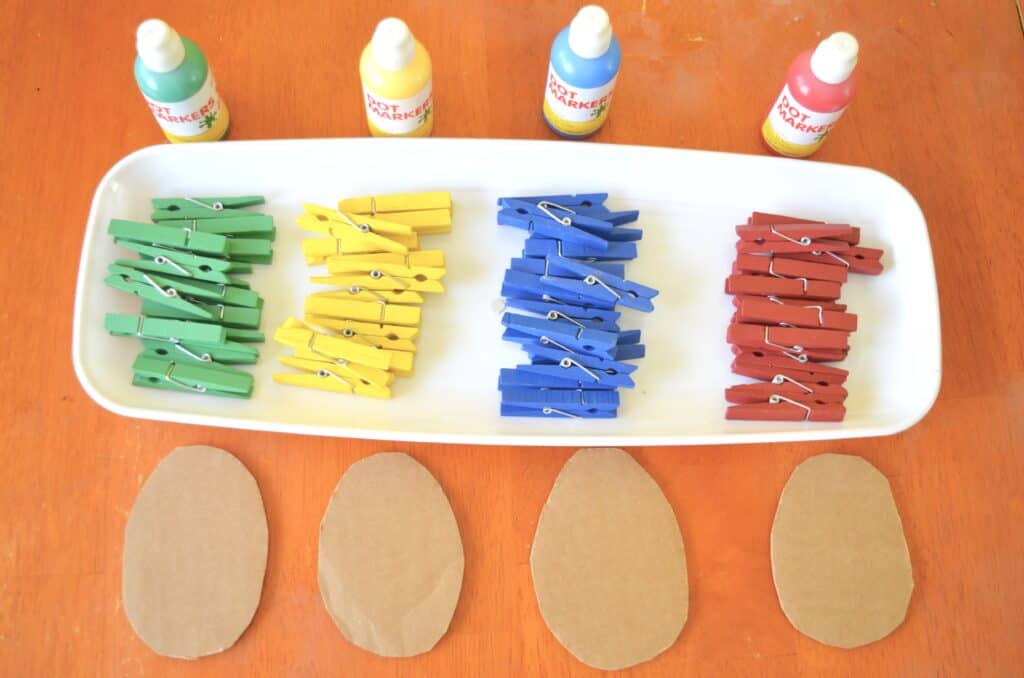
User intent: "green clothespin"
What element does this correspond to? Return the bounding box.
[104,313,226,344]
[139,339,259,364]
[131,351,254,398]
[161,215,276,239]
[114,258,249,288]
[107,264,261,308]
[150,196,265,222]
[224,328,265,343]
[109,219,230,256]
[114,240,253,274]
[140,299,262,329]
[225,237,274,263]
[105,269,215,321]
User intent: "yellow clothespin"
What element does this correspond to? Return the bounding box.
[311,327,417,353]
[308,287,424,305]
[303,316,420,340]
[326,250,446,269]
[337,191,452,215]
[274,319,393,370]
[274,356,392,399]
[356,209,451,235]
[325,257,446,280]
[303,203,414,237]
[296,214,414,254]
[289,348,395,386]
[304,296,421,327]
[302,237,386,263]
[310,274,444,294]
[278,318,415,376]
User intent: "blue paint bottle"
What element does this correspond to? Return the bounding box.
[542,5,621,139]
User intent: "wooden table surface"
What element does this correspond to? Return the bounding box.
[2,0,1022,675]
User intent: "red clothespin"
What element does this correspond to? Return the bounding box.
[731,351,849,385]
[731,295,848,312]
[733,253,848,283]
[736,223,856,255]
[776,247,884,275]
[747,212,861,246]
[735,297,858,331]
[725,376,848,404]
[730,341,849,363]
[733,323,851,358]
[726,398,846,421]
[724,275,842,301]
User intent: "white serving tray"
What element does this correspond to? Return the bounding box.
[73,138,940,446]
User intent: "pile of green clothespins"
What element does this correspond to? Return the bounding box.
[103,196,274,398]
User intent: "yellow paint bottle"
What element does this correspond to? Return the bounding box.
[359,18,434,137]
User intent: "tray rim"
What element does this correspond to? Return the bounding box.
[72,138,942,446]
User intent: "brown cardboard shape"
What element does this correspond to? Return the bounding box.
[317,452,464,657]
[771,453,914,648]
[530,448,689,671]
[122,445,268,659]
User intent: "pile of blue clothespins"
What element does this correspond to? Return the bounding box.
[496,193,658,418]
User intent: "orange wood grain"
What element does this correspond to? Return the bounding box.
[1,1,1022,676]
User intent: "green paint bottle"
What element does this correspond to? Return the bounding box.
[134,19,230,142]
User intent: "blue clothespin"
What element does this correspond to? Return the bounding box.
[509,256,626,280]
[614,344,646,361]
[523,237,638,262]
[500,404,617,419]
[598,226,644,242]
[502,298,621,330]
[501,387,619,417]
[501,312,619,355]
[497,209,610,250]
[502,270,617,310]
[541,257,659,312]
[514,359,635,388]
[503,199,643,241]
[573,205,640,225]
[501,199,618,237]
[503,329,616,360]
[520,342,639,375]
[497,367,618,391]
[498,193,608,209]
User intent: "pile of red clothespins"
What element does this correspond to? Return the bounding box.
[724,212,885,421]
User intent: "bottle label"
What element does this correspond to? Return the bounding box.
[363,81,433,135]
[543,65,616,136]
[762,84,847,156]
[143,73,224,139]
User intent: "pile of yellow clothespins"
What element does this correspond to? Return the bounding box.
[273,191,451,398]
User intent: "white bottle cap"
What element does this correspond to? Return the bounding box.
[809,32,859,84]
[136,19,186,73]
[371,18,416,71]
[568,5,613,59]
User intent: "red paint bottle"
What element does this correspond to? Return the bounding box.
[762,32,858,158]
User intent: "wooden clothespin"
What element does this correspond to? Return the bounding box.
[131,352,254,398]
[273,356,392,399]
[109,219,230,256]
[323,251,444,278]
[274,319,393,371]
[304,295,421,326]
[303,316,419,341]
[308,287,425,305]
[337,191,452,215]
[140,299,262,330]
[150,196,265,222]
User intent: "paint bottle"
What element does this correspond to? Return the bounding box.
[134,19,230,143]
[543,5,621,139]
[762,32,859,158]
[360,18,434,137]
